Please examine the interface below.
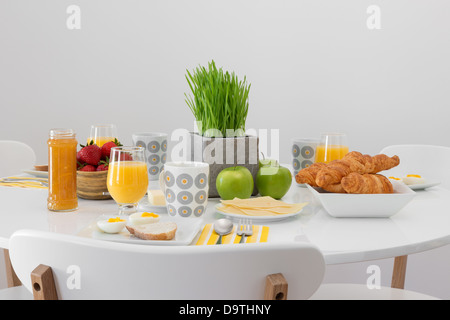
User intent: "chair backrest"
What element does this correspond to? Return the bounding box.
[0,140,36,178]
[380,144,450,189]
[9,229,325,300]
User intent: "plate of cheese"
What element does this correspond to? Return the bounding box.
[215,196,308,222]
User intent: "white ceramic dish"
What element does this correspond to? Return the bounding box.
[215,203,305,222]
[89,214,202,246]
[407,180,441,190]
[307,180,416,218]
[138,197,167,213]
[22,169,48,178]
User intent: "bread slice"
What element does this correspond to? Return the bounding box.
[126,221,177,240]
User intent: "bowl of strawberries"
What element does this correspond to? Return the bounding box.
[76,139,121,200]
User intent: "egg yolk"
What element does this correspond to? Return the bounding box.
[107,217,125,223]
[389,177,401,180]
[141,212,159,218]
[406,174,422,178]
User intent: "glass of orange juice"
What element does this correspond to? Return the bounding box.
[107,146,149,215]
[315,133,349,163]
[88,124,118,147]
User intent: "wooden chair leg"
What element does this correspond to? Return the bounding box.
[30,264,58,300]
[3,249,21,287]
[391,255,408,289]
[264,273,288,300]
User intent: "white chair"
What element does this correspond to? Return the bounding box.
[0,229,439,300]
[5,230,326,300]
[0,140,37,292]
[0,140,36,178]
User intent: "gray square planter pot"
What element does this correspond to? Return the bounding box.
[189,132,259,198]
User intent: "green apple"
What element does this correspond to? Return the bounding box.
[216,166,254,200]
[259,153,277,168]
[256,164,292,199]
[259,158,277,168]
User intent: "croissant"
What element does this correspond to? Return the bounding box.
[341,173,394,194]
[320,182,346,193]
[295,162,327,187]
[315,151,399,189]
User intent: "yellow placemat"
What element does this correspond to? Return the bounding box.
[195,224,269,245]
[0,176,48,189]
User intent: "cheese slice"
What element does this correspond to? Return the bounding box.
[218,197,308,216]
[148,189,166,206]
[221,196,293,208]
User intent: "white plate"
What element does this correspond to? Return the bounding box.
[307,180,416,218]
[215,203,305,222]
[138,197,167,213]
[407,180,441,190]
[22,169,48,178]
[90,214,203,246]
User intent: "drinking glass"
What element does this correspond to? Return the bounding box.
[88,124,118,147]
[107,146,148,215]
[315,133,349,163]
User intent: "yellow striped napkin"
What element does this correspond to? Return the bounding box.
[196,224,269,245]
[0,176,48,189]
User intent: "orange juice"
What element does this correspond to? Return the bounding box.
[87,136,115,147]
[315,145,349,163]
[47,129,78,211]
[107,161,148,204]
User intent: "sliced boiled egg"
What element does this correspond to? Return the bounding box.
[129,212,160,226]
[402,174,426,185]
[97,217,127,234]
[388,176,402,181]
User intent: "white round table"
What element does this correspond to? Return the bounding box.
[1,179,450,266]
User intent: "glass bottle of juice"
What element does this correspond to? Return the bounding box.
[47,129,78,212]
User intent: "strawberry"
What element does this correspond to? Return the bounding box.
[78,141,102,166]
[96,164,109,171]
[96,159,109,171]
[101,138,122,160]
[79,164,97,172]
[76,151,83,164]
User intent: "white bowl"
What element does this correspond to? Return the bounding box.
[307,180,416,218]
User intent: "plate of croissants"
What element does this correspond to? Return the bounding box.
[295,151,416,218]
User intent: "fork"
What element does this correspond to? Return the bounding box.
[237,218,253,244]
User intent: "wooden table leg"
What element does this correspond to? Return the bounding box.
[3,249,21,287]
[391,255,408,289]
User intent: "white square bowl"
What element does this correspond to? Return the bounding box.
[306,180,416,218]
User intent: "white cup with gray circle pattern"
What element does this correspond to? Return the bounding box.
[159,161,209,218]
[291,138,319,176]
[132,132,168,181]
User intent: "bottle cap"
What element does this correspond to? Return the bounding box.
[49,128,76,139]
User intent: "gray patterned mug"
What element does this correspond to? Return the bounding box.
[159,161,209,218]
[132,132,168,181]
[291,138,319,176]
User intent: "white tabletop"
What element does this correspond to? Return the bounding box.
[1,178,450,265]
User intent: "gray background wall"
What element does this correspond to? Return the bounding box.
[1,0,449,164]
[1,0,450,297]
